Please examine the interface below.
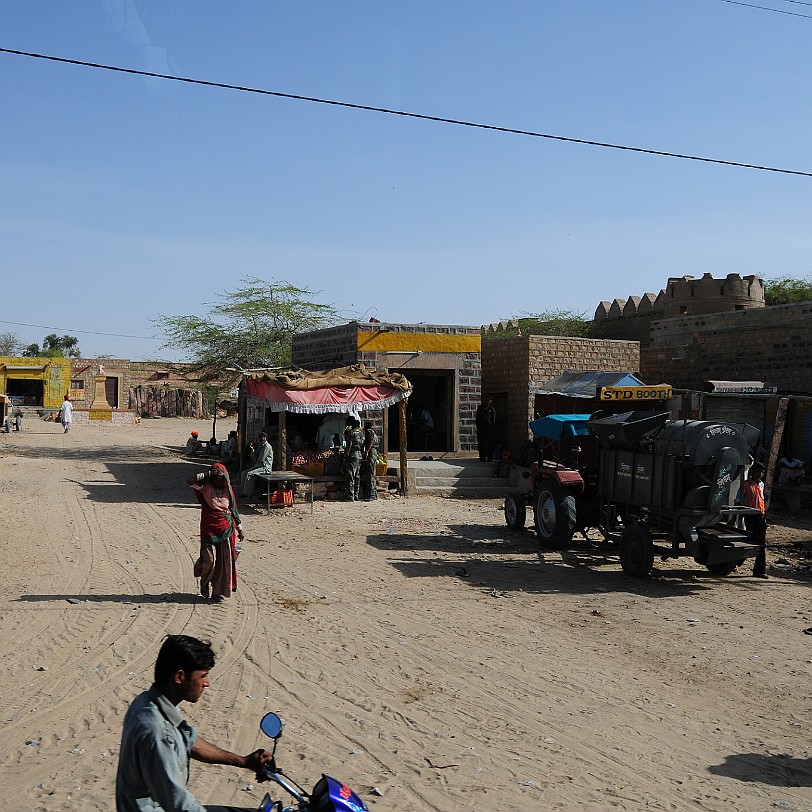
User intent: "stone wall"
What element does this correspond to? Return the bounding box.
[291,324,360,370]
[68,359,210,417]
[482,335,640,453]
[641,300,812,392]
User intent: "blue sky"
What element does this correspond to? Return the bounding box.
[2,1,810,360]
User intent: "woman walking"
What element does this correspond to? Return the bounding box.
[187,462,244,601]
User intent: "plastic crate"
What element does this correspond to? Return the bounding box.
[269,489,294,507]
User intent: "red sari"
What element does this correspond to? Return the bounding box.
[191,463,241,599]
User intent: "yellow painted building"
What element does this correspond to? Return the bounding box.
[0,357,71,409]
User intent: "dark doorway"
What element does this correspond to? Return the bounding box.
[105,377,119,408]
[6,378,44,406]
[388,370,452,452]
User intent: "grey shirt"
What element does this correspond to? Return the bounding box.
[116,686,203,812]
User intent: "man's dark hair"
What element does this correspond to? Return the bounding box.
[364,420,372,430]
[154,635,215,684]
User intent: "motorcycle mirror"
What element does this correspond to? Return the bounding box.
[260,712,283,740]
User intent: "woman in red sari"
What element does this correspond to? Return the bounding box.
[187,462,244,601]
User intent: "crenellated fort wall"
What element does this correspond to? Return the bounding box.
[593,273,812,393]
[593,273,765,344]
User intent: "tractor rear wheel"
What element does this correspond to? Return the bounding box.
[706,560,739,577]
[619,524,654,577]
[534,484,576,548]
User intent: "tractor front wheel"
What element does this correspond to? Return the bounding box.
[534,484,576,548]
[504,492,527,530]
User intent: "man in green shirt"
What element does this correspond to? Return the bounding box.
[344,418,365,501]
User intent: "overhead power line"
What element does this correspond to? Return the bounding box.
[1,47,811,178]
[0,319,159,340]
[716,0,812,18]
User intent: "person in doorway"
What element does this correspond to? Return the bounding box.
[476,395,496,462]
[240,431,273,503]
[344,418,364,501]
[187,462,243,600]
[58,393,73,433]
[360,420,379,501]
[741,462,769,579]
[408,404,434,449]
[115,634,272,812]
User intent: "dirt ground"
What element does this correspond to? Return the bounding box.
[1,416,811,812]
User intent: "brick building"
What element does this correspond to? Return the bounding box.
[480,333,640,455]
[67,358,208,418]
[292,321,482,454]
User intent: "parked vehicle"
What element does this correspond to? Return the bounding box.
[504,413,596,547]
[255,711,368,812]
[504,410,763,577]
[0,394,22,432]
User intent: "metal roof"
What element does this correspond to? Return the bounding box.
[533,370,644,398]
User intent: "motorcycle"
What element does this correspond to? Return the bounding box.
[255,712,368,812]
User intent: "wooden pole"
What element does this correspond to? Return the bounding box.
[279,410,287,471]
[382,405,389,462]
[764,396,788,510]
[399,398,409,496]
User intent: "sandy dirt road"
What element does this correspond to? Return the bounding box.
[0,417,810,811]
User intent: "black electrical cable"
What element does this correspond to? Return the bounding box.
[1,47,810,178]
[717,0,812,18]
[0,319,158,340]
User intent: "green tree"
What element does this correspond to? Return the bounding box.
[764,275,812,306]
[155,278,339,383]
[0,332,21,355]
[483,309,595,340]
[22,334,81,357]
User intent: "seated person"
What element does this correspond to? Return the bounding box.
[185,431,202,455]
[408,405,434,447]
[220,430,238,463]
[778,454,805,485]
[206,436,220,456]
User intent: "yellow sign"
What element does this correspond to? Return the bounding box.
[358,331,481,353]
[599,385,673,401]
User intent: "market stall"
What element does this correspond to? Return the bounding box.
[238,364,412,497]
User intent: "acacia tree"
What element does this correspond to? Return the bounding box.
[156,278,339,383]
[483,309,595,340]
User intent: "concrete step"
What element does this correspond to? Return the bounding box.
[414,475,504,488]
[416,484,512,499]
[388,457,512,498]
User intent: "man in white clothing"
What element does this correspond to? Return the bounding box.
[58,395,73,433]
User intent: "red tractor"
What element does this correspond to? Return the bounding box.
[503,414,597,547]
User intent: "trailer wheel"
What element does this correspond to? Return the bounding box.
[504,492,527,530]
[619,524,654,577]
[534,485,576,548]
[706,560,739,577]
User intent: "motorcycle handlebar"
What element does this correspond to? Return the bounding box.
[255,766,307,804]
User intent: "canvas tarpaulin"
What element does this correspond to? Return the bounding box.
[244,364,412,415]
